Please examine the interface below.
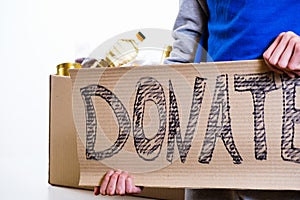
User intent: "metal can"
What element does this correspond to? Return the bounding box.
[56,62,81,76]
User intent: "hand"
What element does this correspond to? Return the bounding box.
[94,169,142,196]
[263,31,300,78]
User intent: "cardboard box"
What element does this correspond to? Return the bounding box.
[50,60,300,200]
[49,75,185,200]
[49,75,85,189]
[69,60,300,190]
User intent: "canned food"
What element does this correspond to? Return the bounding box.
[56,62,81,76]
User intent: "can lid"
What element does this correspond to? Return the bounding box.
[56,62,81,76]
[136,31,146,42]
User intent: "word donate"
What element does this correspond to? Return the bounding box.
[70,60,300,190]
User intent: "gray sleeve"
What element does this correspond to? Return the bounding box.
[164,0,208,64]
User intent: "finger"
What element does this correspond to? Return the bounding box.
[287,38,300,71]
[266,58,297,78]
[125,175,142,194]
[264,60,284,75]
[94,186,100,196]
[263,32,285,60]
[277,36,296,69]
[292,70,300,77]
[268,32,296,67]
[283,69,296,78]
[264,32,298,67]
[131,185,143,193]
[100,170,114,195]
[106,170,122,196]
[115,171,128,195]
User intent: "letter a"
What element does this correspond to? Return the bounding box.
[199,74,242,164]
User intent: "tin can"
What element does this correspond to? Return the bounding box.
[56,62,81,76]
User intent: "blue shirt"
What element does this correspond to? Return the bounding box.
[206,0,300,61]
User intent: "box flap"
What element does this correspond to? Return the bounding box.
[69,60,300,190]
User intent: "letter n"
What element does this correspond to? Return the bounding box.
[167,77,206,163]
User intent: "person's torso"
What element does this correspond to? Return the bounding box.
[206,0,300,61]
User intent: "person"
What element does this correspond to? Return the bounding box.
[94,0,300,199]
[163,0,300,77]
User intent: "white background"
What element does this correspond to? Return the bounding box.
[0,0,177,199]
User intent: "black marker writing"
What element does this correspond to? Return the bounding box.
[167,77,206,163]
[133,77,167,161]
[199,74,242,164]
[80,84,131,160]
[234,72,277,160]
[78,72,300,165]
[281,75,300,163]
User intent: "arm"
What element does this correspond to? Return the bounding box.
[263,31,300,78]
[164,0,208,64]
[94,170,142,196]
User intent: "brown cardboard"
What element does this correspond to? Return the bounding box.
[49,75,84,189]
[49,74,185,200]
[69,60,300,190]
